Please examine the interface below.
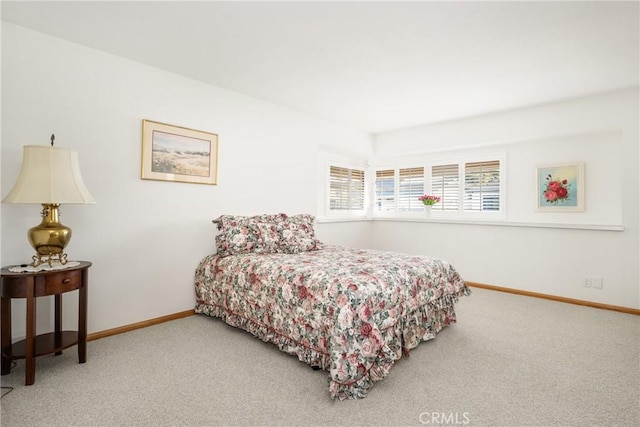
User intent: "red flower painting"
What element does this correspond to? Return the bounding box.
[543,175,571,204]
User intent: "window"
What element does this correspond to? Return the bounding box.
[329,165,365,212]
[373,166,425,214]
[375,169,395,212]
[463,160,500,211]
[430,158,503,215]
[398,167,424,212]
[431,164,459,211]
[373,155,504,218]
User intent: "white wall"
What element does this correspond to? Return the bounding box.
[2,22,637,348]
[374,130,623,226]
[0,23,373,338]
[372,89,640,309]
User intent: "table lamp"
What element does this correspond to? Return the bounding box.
[2,135,95,267]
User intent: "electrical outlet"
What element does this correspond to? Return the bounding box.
[592,278,603,289]
[582,278,591,288]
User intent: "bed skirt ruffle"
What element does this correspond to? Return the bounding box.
[195,285,470,400]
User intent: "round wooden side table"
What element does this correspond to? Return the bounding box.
[1,261,91,385]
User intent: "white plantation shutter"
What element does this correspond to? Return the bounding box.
[369,156,503,218]
[398,167,424,211]
[329,165,365,211]
[375,169,395,212]
[431,164,459,211]
[464,160,500,211]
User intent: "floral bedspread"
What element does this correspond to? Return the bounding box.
[194,245,470,400]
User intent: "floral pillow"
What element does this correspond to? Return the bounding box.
[213,213,290,256]
[214,218,261,257]
[252,213,288,225]
[278,214,322,253]
[253,222,281,254]
[213,213,287,231]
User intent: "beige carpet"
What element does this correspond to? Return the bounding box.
[1,287,638,426]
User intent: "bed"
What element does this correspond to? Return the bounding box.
[194,213,470,400]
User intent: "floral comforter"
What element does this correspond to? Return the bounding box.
[194,245,470,400]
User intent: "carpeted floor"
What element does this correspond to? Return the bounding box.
[1,287,638,426]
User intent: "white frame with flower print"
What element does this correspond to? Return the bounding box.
[535,161,585,212]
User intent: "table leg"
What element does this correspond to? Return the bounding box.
[54,294,62,355]
[78,270,88,364]
[25,281,36,385]
[1,297,11,375]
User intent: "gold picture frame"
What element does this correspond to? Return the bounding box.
[141,119,218,185]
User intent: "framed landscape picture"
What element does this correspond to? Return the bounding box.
[141,119,218,185]
[535,162,584,212]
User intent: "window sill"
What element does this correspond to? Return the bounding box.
[372,217,625,231]
[316,216,370,224]
[317,215,624,231]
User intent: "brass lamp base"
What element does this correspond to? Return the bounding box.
[31,253,69,267]
[28,204,72,267]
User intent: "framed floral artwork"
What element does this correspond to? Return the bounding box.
[141,119,218,185]
[535,162,584,212]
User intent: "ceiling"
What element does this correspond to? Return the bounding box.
[2,1,639,134]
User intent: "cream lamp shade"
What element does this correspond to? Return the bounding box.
[2,145,95,204]
[2,143,95,266]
